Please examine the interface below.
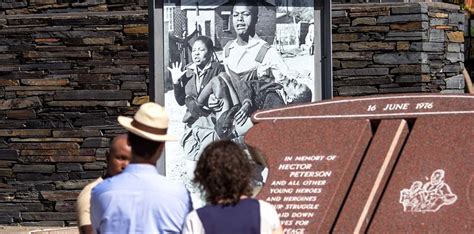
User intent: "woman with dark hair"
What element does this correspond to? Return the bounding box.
[168,35,226,207]
[167,35,225,164]
[182,140,283,234]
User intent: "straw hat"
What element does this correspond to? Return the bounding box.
[118,102,176,142]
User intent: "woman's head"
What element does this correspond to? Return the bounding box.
[192,36,214,67]
[193,140,254,205]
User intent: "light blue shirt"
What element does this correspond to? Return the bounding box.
[91,164,192,234]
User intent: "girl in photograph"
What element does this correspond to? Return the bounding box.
[168,36,225,207]
[183,140,283,234]
[167,35,225,162]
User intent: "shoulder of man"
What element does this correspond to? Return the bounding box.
[255,42,271,63]
[161,178,189,195]
[79,177,103,197]
[76,177,103,225]
[91,174,126,196]
[131,172,190,195]
[223,40,236,59]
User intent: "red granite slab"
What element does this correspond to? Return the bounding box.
[246,119,372,233]
[333,119,410,233]
[368,116,474,233]
[246,94,474,233]
[253,94,474,121]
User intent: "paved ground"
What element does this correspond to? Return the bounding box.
[0,226,78,234]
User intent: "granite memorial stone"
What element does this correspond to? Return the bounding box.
[246,94,474,233]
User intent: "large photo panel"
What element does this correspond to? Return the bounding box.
[156,0,324,206]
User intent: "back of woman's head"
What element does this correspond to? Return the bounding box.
[193,140,254,205]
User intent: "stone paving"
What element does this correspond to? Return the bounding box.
[0,226,78,234]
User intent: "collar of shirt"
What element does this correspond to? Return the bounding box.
[188,61,213,92]
[188,61,212,75]
[227,34,264,51]
[122,164,158,175]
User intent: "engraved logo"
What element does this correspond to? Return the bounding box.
[399,169,457,213]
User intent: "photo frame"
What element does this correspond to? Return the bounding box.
[149,0,332,206]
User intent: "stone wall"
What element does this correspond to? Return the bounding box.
[0,0,147,15]
[0,11,148,226]
[332,2,466,96]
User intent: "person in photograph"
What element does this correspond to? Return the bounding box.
[169,23,201,66]
[248,76,312,110]
[182,140,283,234]
[91,102,192,233]
[76,134,131,234]
[167,35,225,161]
[168,36,225,206]
[193,73,239,139]
[223,0,291,127]
[193,75,312,139]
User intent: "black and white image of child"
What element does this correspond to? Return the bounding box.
[163,0,316,207]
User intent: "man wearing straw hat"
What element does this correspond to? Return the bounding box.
[91,102,192,234]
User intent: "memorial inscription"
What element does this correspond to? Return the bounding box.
[270,154,333,228]
[246,95,474,233]
[246,119,373,233]
[368,101,433,112]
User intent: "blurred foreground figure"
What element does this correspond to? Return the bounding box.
[183,140,283,234]
[91,102,192,234]
[76,134,131,234]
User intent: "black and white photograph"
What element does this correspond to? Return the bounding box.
[162,0,317,206]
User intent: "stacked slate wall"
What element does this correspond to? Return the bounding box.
[332,2,466,96]
[0,0,147,15]
[0,11,148,226]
